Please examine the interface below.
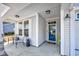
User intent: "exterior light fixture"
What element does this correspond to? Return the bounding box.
[15,15,20,18]
[65,14,70,19]
[45,10,51,14]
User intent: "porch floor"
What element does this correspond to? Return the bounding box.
[4,42,60,56]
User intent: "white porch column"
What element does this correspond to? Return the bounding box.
[60,3,72,56]
[0,20,3,42]
[0,3,10,42]
[36,13,39,47]
[60,6,65,55]
[14,22,19,35]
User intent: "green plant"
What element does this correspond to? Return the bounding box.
[4,32,14,36]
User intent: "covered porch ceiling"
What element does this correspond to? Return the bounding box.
[2,3,60,22]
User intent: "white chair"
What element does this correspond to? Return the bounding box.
[13,36,24,48]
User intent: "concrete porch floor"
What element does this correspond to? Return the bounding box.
[4,42,60,56]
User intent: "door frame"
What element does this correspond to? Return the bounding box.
[46,20,57,44]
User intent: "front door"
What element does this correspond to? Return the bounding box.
[48,21,56,42]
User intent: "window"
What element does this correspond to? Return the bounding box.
[19,29,22,36]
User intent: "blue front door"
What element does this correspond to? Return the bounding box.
[49,25,56,41]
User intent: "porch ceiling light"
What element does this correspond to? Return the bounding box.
[15,15,20,18]
[45,10,51,14]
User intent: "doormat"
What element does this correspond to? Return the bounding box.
[47,42,56,44]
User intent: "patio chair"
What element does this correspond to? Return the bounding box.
[13,36,24,48]
[13,35,31,48]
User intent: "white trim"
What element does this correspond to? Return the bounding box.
[29,19,32,39]
[36,13,39,47]
[46,17,60,21]
[60,8,65,55]
[3,20,16,23]
[23,13,36,19]
[22,21,24,37]
[0,21,3,42]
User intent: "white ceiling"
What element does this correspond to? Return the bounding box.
[2,3,30,20]
[40,4,60,19]
[2,3,60,21]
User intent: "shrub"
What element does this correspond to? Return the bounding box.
[4,32,14,36]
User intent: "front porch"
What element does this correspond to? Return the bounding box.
[4,42,60,56]
[0,3,61,56]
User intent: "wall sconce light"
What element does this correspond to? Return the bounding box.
[64,14,70,19]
